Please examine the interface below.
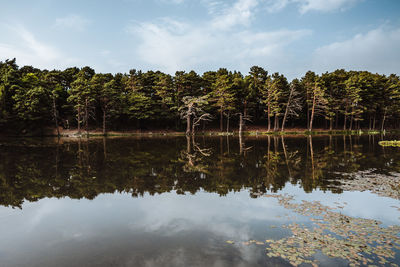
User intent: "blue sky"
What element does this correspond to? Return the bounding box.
[1,0,399,79]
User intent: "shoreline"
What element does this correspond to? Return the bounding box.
[1,128,397,138]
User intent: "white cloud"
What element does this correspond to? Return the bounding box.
[127,11,311,74]
[160,0,185,4]
[295,0,360,14]
[312,27,400,74]
[265,0,360,14]
[54,14,91,31]
[211,0,258,30]
[265,0,289,13]
[125,0,312,74]
[0,25,77,69]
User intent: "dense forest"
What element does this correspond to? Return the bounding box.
[0,58,399,135]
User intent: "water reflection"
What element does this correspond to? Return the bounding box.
[0,135,400,266]
[0,135,400,208]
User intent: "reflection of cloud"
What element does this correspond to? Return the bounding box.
[282,184,400,225]
[126,191,290,231]
[26,200,58,231]
[0,185,399,266]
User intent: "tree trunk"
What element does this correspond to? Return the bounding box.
[239,132,243,155]
[309,136,315,180]
[243,101,247,130]
[52,96,60,137]
[186,135,191,153]
[282,87,293,132]
[381,109,387,132]
[329,118,333,131]
[350,114,353,131]
[226,112,230,134]
[85,98,89,136]
[309,93,316,131]
[373,115,376,130]
[281,107,288,132]
[239,114,243,136]
[281,136,292,178]
[281,113,287,132]
[277,116,280,131]
[343,104,348,130]
[186,104,192,135]
[102,108,106,135]
[274,114,279,131]
[77,106,81,134]
[369,116,372,130]
[267,102,271,131]
[220,108,223,132]
[335,111,339,129]
[103,137,107,159]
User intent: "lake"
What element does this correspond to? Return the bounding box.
[0,135,399,267]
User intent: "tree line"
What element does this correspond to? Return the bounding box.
[1,58,399,135]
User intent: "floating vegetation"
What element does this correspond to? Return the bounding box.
[263,194,400,266]
[227,194,400,266]
[379,140,400,147]
[333,171,400,200]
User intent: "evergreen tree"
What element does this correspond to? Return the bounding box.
[68,66,95,134]
[211,70,236,132]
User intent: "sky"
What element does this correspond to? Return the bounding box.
[0,0,399,79]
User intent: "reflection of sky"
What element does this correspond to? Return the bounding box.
[0,184,399,266]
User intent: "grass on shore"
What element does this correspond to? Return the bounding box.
[50,129,392,138]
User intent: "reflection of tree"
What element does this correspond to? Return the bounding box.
[238,133,252,155]
[179,136,212,173]
[1,135,400,208]
[262,136,286,192]
[281,136,300,181]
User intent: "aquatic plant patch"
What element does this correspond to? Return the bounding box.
[331,171,400,200]
[379,140,400,147]
[227,194,400,266]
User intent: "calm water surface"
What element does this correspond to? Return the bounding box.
[0,135,399,267]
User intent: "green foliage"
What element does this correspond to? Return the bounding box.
[67,67,95,130]
[12,72,52,128]
[211,70,236,113]
[1,58,400,134]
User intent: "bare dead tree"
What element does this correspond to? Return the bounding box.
[238,113,252,136]
[281,84,302,131]
[309,84,328,131]
[192,112,212,135]
[179,96,211,135]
